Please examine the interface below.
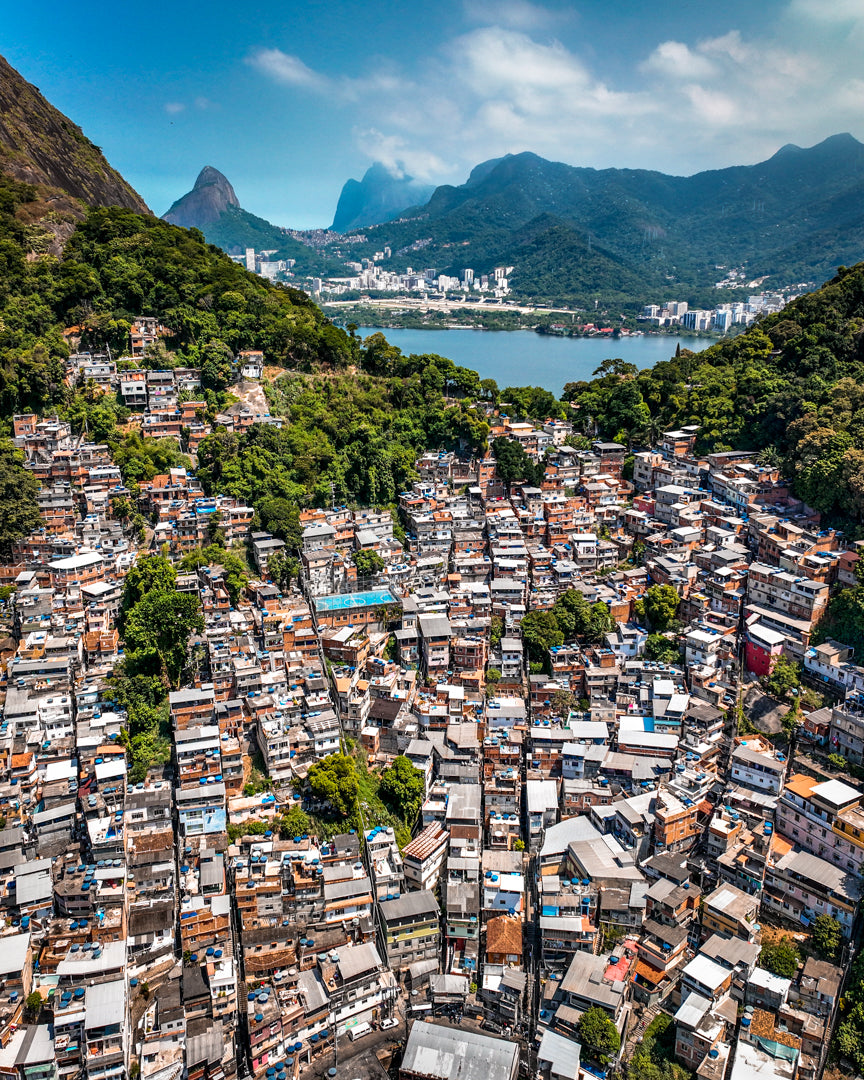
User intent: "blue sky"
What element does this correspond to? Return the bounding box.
[4,0,864,227]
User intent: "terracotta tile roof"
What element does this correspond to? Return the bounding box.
[750,1008,801,1050]
[784,774,818,799]
[486,914,523,957]
[633,960,667,985]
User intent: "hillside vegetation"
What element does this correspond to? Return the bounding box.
[343,138,864,304]
[567,261,864,528]
[5,133,864,548]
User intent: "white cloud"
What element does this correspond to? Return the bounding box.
[642,40,717,80]
[353,130,449,181]
[247,0,864,181]
[164,102,185,114]
[788,0,864,22]
[462,0,563,30]
[247,48,330,92]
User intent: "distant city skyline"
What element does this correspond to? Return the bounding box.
[5,0,864,228]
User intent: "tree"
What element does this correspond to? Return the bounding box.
[0,439,41,557]
[199,338,234,391]
[379,755,425,821]
[757,446,783,470]
[812,914,843,961]
[644,633,681,664]
[485,667,502,698]
[585,601,614,643]
[119,553,177,631]
[258,497,303,549]
[267,549,300,591]
[110,494,133,522]
[353,549,385,577]
[279,805,311,839]
[24,991,42,1019]
[764,654,801,700]
[180,544,249,606]
[578,1006,621,1060]
[123,590,204,687]
[307,753,359,819]
[551,689,576,717]
[759,939,800,979]
[513,839,525,852]
[520,609,564,659]
[492,436,542,491]
[643,584,680,631]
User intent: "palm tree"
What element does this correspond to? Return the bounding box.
[639,416,665,449]
[757,446,783,470]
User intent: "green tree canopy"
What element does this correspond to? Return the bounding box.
[353,549,385,577]
[643,584,680,631]
[180,544,249,606]
[307,753,359,819]
[119,553,177,631]
[492,436,543,489]
[378,755,425,821]
[199,338,235,391]
[0,439,41,557]
[520,609,564,660]
[578,1006,621,1060]
[759,940,800,979]
[123,590,204,687]
[279,805,312,840]
[764,654,802,700]
[812,914,843,961]
[267,549,300,591]
[643,634,681,664]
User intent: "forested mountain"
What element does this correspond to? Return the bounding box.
[162,167,346,276]
[331,162,435,232]
[568,261,864,529]
[343,136,864,304]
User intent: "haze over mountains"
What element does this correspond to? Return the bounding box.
[330,163,434,232]
[160,134,864,304]
[347,135,864,300]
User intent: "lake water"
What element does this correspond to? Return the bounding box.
[356,327,709,394]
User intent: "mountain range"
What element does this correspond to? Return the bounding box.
[161,135,864,306]
[343,135,864,302]
[5,38,863,309]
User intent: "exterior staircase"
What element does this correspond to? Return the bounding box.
[622,1003,662,1061]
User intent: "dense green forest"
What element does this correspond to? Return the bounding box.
[0,173,352,420]
[565,263,864,527]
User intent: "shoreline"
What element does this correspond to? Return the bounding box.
[344,321,720,341]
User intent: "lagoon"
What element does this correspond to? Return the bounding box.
[356,327,709,395]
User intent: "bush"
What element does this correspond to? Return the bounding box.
[578,1005,621,1059]
[812,914,843,961]
[759,939,800,979]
